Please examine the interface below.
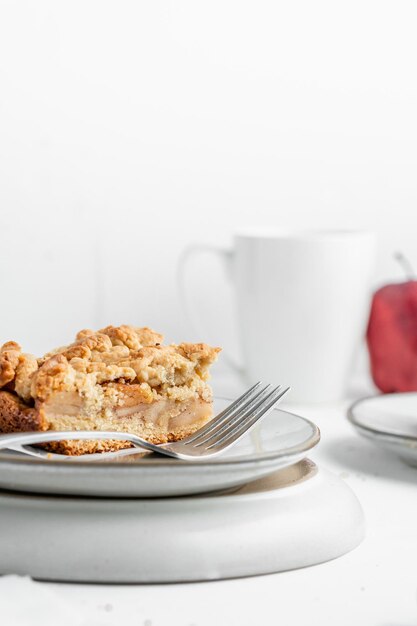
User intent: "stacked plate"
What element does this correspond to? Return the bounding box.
[349,392,417,467]
[0,398,365,582]
[0,397,320,498]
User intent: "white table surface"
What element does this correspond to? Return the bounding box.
[1,371,416,626]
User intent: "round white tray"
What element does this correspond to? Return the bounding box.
[0,460,364,582]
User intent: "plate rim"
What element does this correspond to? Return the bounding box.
[0,396,320,469]
[348,392,417,445]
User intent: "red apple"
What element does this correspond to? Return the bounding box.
[367,254,417,392]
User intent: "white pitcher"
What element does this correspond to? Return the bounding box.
[178,230,376,403]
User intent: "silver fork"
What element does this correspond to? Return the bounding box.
[0,383,290,461]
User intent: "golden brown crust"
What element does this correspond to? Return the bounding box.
[14,353,38,402]
[31,355,73,402]
[75,329,95,341]
[0,326,220,406]
[0,343,39,402]
[177,343,222,379]
[44,439,134,456]
[1,341,21,353]
[0,390,44,432]
[100,325,163,351]
[0,344,21,388]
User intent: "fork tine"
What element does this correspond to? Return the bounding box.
[191,384,276,447]
[198,384,282,448]
[182,381,263,443]
[205,386,290,451]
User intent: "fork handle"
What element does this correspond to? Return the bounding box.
[0,430,158,453]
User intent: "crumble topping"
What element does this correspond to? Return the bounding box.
[0,326,220,412]
[0,342,21,388]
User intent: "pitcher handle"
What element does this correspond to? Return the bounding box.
[177,245,244,376]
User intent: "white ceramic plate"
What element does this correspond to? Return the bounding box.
[0,397,320,497]
[348,392,417,467]
[0,461,365,582]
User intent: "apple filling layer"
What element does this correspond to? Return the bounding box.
[0,325,220,455]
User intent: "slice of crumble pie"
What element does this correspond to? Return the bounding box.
[0,325,220,455]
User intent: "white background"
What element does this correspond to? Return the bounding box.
[0,1,416,358]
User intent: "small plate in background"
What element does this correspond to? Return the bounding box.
[348,392,417,467]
